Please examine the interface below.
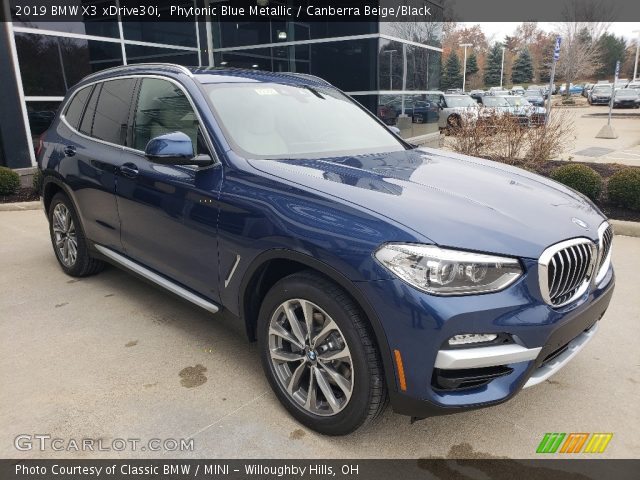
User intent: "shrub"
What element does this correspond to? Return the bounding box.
[607,168,640,210]
[550,164,603,200]
[32,169,44,195]
[0,166,20,196]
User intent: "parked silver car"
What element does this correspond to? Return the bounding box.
[437,94,480,129]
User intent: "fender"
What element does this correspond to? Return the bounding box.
[238,248,398,395]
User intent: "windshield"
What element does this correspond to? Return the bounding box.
[482,97,510,107]
[444,95,477,107]
[524,92,541,98]
[203,83,404,159]
[505,97,531,107]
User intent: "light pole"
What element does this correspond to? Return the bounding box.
[384,50,397,89]
[500,46,506,88]
[460,43,472,92]
[633,30,640,82]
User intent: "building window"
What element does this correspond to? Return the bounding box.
[15,32,123,96]
[125,44,199,66]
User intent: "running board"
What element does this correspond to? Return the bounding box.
[94,245,220,314]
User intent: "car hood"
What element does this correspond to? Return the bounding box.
[247,148,606,259]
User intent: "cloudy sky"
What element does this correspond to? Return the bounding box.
[461,22,640,42]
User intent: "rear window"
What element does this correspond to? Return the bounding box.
[91,79,136,146]
[79,84,101,136]
[64,86,92,129]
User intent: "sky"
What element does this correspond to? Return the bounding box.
[460,22,640,43]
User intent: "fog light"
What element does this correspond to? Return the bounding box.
[448,333,498,346]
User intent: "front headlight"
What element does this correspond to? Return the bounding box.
[374,244,522,295]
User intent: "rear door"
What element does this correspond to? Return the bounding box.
[65,78,138,250]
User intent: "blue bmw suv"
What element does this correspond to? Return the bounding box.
[38,64,614,435]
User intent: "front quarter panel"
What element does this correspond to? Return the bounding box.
[215,157,425,318]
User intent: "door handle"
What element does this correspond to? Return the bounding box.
[119,163,139,178]
[63,145,76,157]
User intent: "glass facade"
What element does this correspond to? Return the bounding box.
[7,7,202,165]
[215,37,442,138]
[4,6,442,167]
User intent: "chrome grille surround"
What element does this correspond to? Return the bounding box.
[538,238,597,308]
[594,222,613,285]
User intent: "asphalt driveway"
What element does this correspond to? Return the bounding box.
[1,210,639,459]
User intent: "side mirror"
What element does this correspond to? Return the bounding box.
[145,132,212,167]
[388,126,401,135]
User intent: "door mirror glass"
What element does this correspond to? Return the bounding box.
[145,131,211,166]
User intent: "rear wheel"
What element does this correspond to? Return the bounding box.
[48,192,104,277]
[258,271,387,435]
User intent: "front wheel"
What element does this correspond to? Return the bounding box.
[258,271,387,435]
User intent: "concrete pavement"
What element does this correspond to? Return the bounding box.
[1,210,639,459]
[556,107,640,165]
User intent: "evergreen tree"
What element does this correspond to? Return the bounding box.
[511,48,534,84]
[466,52,479,77]
[441,52,463,90]
[595,33,627,79]
[484,43,504,87]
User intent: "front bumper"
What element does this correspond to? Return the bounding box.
[357,260,615,418]
[590,97,610,104]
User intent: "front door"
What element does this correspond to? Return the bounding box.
[115,77,223,302]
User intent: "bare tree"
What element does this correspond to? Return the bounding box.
[554,1,614,99]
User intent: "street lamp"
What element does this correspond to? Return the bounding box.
[384,49,397,89]
[633,30,640,82]
[460,43,473,92]
[500,46,506,88]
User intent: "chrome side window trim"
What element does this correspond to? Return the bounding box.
[59,73,219,165]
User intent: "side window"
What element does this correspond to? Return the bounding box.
[91,78,137,146]
[64,86,92,129]
[79,83,101,136]
[132,78,199,152]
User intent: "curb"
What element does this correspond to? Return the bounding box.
[611,219,640,238]
[0,201,41,212]
[1,201,639,238]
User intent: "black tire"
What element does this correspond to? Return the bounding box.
[446,114,462,132]
[48,192,104,277]
[258,270,387,435]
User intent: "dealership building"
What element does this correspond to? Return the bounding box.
[0,1,443,170]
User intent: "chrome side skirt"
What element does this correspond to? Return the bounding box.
[94,244,220,314]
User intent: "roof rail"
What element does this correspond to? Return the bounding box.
[81,63,193,82]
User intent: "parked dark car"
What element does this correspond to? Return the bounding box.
[582,83,594,97]
[588,84,613,105]
[38,64,615,435]
[613,88,640,108]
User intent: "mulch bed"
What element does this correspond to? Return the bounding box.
[0,187,39,204]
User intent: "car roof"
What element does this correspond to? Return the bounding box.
[76,63,333,89]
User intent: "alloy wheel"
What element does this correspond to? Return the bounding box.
[268,299,354,416]
[52,203,78,267]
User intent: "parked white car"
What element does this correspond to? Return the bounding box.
[436,94,480,129]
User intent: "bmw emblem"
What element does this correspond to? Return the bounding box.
[307,351,317,362]
[572,217,589,229]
